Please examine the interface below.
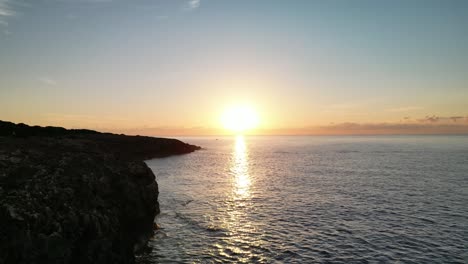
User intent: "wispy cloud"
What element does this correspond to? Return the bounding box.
[39,77,58,86]
[185,0,201,11]
[156,15,168,21]
[316,122,468,135]
[328,103,357,109]
[387,106,423,112]
[417,115,467,123]
[56,0,113,3]
[0,0,15,26]
[253,120,468,136]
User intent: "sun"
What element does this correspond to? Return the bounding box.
[221,105,260,133]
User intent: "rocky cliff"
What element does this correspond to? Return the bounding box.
[0,121,200,263]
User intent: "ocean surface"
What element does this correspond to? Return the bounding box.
[138,136,468,263]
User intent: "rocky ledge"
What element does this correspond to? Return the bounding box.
[0,121,200,263]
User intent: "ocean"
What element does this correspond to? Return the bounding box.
[138,136,468,263]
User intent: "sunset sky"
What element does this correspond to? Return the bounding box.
[1,0,467,135]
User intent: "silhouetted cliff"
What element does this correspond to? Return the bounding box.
[0,121,200,263]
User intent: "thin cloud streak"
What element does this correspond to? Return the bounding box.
[186,0,200,11]
[55,0,113,3]
[255,123,468,136]
[38,77,58,86]
[1,0,113,25]
[0,0,15,26]
[417,115,467,123]
[387,106,423,112]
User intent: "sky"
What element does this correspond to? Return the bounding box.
[1,0,467,135]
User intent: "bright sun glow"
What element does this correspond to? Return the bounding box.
[221,105,259,133]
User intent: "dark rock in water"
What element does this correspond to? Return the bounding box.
[0,120,200,263]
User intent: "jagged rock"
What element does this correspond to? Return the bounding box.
[0,121,200,263]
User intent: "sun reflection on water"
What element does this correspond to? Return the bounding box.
[210,135,261,262]
[231,135,251,198]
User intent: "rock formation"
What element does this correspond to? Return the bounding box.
[0,121,200,263]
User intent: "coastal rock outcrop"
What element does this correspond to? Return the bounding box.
[0,121,200,263]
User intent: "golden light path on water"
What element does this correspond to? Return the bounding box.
[212,135,263,262]
[232,135,251,198]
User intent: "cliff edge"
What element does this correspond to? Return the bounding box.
[0,121,200,263]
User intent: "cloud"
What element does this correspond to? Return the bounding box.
[387,106,423,112]
[319,122,468,135]
[156,15,168,21]
[39,77,58,86]
[255,122,468,136]
[185,0,200,11]
[249,114,468,136]
[1,0,115,25]
[328,103,357,109]
[316,114,468,135]
[417,115,468,123]
[56,0,113,2]
[66,14,78,20]
[421,115,440,123]
[0,0,15,26]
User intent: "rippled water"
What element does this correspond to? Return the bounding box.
[139,136,468,263]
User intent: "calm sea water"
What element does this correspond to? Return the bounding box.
[139,136,468,263]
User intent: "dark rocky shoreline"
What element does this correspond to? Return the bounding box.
[0,121,200,263]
